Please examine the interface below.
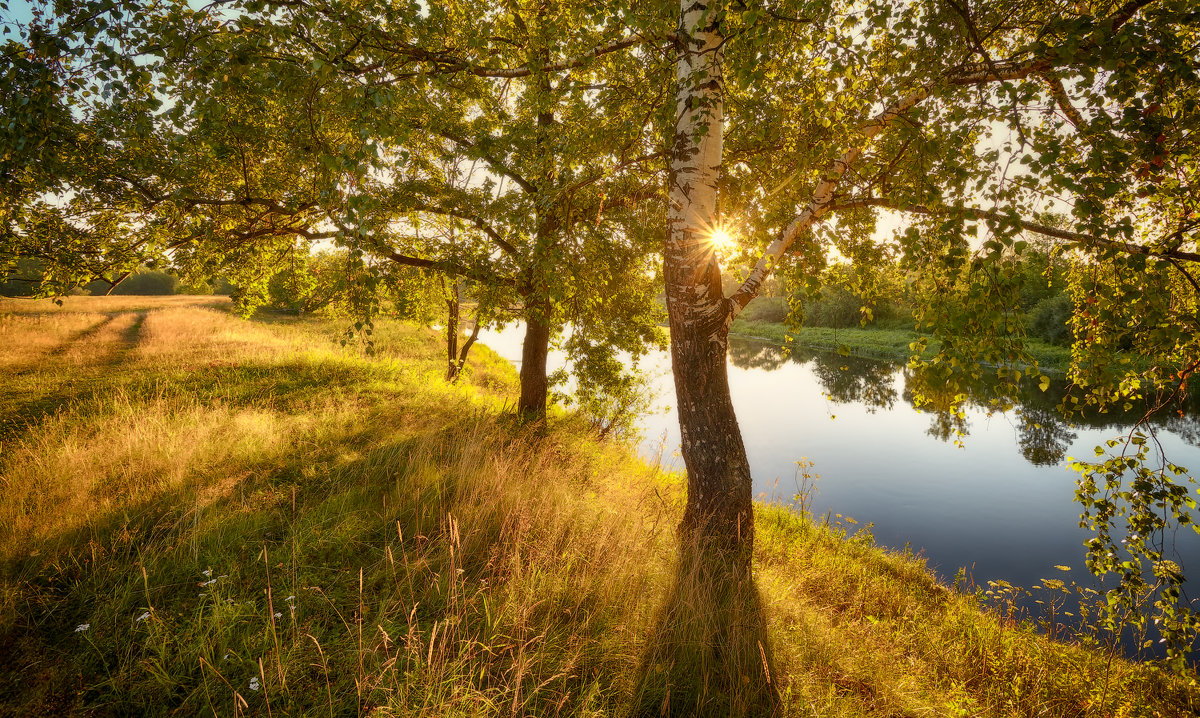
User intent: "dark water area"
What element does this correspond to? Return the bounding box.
[478,326,1200,658]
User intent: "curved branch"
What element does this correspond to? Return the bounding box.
[372,246,515,287]
[426,128,539,195]
[402,201,519,257]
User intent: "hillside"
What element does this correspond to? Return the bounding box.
[0,296,1194,716]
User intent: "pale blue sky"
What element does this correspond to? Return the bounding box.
[2,0,35,33]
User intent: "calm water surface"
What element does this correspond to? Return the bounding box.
[478,327,1200,600]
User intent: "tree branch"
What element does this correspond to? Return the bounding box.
[425,128,539,195]
[368,32,677,79]
[727,0,1162,316]
[371,245,515,287]
[401,200,519,257]
[831,197,1200,264]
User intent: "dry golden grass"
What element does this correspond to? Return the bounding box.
[2,392,320,545]
[0,311,107,369]
[0,297,671,716]
[0,296,1195,717]
[132,306,294,364]
[0,294,230,314]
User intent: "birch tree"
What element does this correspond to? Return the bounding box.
[661,0,1200,685]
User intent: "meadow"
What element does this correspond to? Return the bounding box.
[0,295,1194,716]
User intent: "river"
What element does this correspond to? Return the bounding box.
[478,325,1200,649]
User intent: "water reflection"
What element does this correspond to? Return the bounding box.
[728,338,1200,469]
[1014,405,1077,466]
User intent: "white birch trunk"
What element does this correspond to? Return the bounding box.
[664,0,754,556]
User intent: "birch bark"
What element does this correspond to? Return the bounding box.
[665,0,754,561]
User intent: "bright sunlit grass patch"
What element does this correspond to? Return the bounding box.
[0,294,231,314]
[0,311,107,369]
[133,306,294,364]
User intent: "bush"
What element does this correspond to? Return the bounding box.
[802,286,864,328]
[739,296,789,323]
[1,258,48,296]
[109,270,179,296]
[1028,293,1073,346]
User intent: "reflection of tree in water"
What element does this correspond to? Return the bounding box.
[1015,405,1077,466]
[902,365,987,443]
[727,336,791,371]
[728,336,899,410]
[1164,413,1200,449]
[1151,387,1200,449]
[726,335,1200,465]
[807,353,898,411]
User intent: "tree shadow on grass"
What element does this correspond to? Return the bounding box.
[0,406,617,716]
[632,538,780,717]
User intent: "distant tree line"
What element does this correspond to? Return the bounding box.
[735,239,1074,347]
[0,257,233,297]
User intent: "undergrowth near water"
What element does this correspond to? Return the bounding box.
[730,316,1073,371]
[0,295,1195,716]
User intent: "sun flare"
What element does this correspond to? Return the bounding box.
[707,224,737,253]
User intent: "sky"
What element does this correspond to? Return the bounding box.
[2,0,35,32]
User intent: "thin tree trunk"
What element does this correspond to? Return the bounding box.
[665,0,754,564]
[445,278,461,381]
[454,317,481,376]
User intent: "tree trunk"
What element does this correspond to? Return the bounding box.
[445,278,461,382]
[665,0,754,564]
[514,60,557,421]
[632,6,779,713]
[518,295,551,418]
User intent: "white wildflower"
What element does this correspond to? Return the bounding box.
[135,612,151,623]
[274,612,282,619]
[202,568,212,577]
[74,623,90,633]
[249,676,260,692]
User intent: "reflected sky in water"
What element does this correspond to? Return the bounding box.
[477,327,1200,595]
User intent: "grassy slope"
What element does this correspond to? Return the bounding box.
[0,296,1194,717]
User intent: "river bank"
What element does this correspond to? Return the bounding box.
[729,316,1074,371]
[0,296,1193,716]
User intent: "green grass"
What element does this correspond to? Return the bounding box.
[730,317,1074,371]
[0,295,1195,716]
